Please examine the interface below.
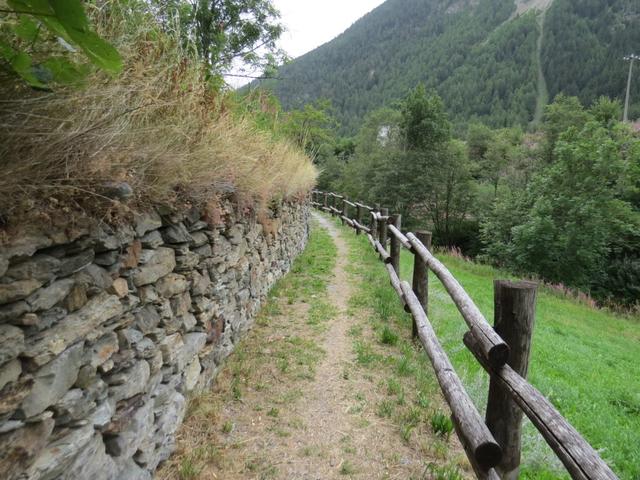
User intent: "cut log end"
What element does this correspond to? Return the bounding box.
[488,343,510,368]
[475,441,503,470]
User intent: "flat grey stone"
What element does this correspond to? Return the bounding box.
[59,249,95,277]
[132,248,175,287]
[94,250,120,266]
[52,388,96,426]
[90,400,115,429]
[0,419,24,434]
[26,424,94,480]
[116,458,152,480]
[87,331,119,368]
[0,358,21,391]
[133,306,160,334]
[0,418,54,480]
[182,332,207,364]
[155,273,189,297]
[5,255,60,283]
[20,342,84,418]
[0,300,30,324]
[184,357,201,391]
[108,360,150,402]
[160,223,192,244]
[159,333,184,366]
[74,264,113,291]
[134,211,162,237]
[0,324,25,365]
[140,230,163,249]
[104,401,153,458]
[24,293,122,367]
[26,278,75,311]
[0,279,43,305]
[60,433,118,480]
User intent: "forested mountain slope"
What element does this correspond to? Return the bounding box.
[261,0,640,134]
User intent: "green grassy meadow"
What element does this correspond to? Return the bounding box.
[334,217,640,479]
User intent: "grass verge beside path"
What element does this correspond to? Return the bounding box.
[335,217,639,480]
[340,221,471,479]
[408,254,640,480]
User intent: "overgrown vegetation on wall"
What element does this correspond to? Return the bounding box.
[0,1,316,224]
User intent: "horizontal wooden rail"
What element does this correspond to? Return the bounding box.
[385,263,407,309]
[463,332,618,480]
[352,219,371,234]
[371,212,390,222]
[406,232,509,368]
[400,281,502,469]
[367,233,376,249]
[355,202,373,211]
[374,240,391,264]
[341,215,354,227]
[387,224,412,250]
[344,199,357,208]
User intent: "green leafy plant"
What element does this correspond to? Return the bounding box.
[430,411,454,439]
[380,325,399,345]
[1,0,122,86]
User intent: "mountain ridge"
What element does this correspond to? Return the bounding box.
[261,0,640,134]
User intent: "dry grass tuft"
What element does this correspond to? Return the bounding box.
[0,5,316,223]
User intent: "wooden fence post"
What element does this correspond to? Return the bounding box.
[412,231,432,340]
[485,280,538,480]
[372,204,380,241]
[389,214,401,274]
[356,204,363,236]
[378,207,389,251]
[323,192,328,208]
[342,197,349,225]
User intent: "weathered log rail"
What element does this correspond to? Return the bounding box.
[311,190,618,480]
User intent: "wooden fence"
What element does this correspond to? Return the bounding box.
[311,190,618,480]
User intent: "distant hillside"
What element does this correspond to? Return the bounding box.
[260,0,640,134]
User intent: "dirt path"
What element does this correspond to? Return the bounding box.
[160,213,456,479]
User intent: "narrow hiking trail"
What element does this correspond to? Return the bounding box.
[160,213,468,479]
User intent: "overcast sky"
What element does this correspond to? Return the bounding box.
[274,0,385,58]
[227,0,385,87]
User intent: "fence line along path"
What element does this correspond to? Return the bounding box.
[311,190,618,480]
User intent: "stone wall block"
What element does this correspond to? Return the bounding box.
[26,278,75,312]
[160,223,192,244]
[131,248,175,287]
[0,201,309,478]
[155,273,189,298]
[134,212,162,238]
[0,417,55,480]
[24,293,123,367]
[0,324,25,365]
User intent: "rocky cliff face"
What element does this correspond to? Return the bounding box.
[0,200,309,479]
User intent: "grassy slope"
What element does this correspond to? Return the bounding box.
[336,218,639,479]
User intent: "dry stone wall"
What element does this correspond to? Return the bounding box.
[0,200,309,479]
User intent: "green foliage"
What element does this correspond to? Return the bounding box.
[379,325,399,346]
[482,94,640,304]
[542,0,640,121]
[430,411,454,438]
[263,0,639,135]
[0,0,122,86]
[150,0,285,76]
